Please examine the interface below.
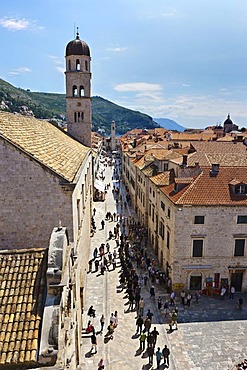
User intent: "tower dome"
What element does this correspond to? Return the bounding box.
[223,114,233,126]
[65,31,90,57]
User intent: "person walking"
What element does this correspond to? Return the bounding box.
[156,347,162,369]
[150,327,159,349]
[150,285,155,299]
[100,314,105,334]
[136,315,144,335]
[139,331,146,352]
[147,345,154,365]
[180,289,186,305]
[170,291,175,306]
[162,344,170,367]
[101,220,105,229]
[186,292,192,307]
[157,296,162,311]
[146,309,154,322]
[144,316,151,334]
[139,297,144,316]
[229,286,235,299]
[90,333,97,353]
[94,259,99,272]
[220,286,226,300]
[98,358,104,370]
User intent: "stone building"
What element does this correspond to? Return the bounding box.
[121,134,247,293]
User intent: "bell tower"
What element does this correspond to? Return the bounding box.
[65,30,92,147]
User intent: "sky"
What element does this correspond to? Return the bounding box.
[1,0,247,128]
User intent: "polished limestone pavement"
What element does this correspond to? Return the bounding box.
[79,162,247,370]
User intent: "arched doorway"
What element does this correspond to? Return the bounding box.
[189,272,202,290]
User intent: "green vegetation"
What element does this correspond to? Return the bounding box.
[0,78,159,134]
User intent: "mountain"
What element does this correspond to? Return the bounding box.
[0,78,159,135]
[154,118,185,132]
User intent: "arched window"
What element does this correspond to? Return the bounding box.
[79,85,84,97]
[68,60,71,71]
[74,112,77,123]
[85,61,88,71]
[73,85,78,97]
[76,59,80,71]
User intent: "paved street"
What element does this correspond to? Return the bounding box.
[79,161,247,370]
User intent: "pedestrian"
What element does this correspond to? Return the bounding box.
[90,333,97,353]
[229,286,235,300]
[147,345,154,365]
[220,286,226,300]
[87,305,96,318]
[136,315,144,335]
[114,311,118,327]
[100,314,105,334]
[150,285,155,299]
[93,247,98,259]
[169,310,178,331]
[144,316,151,334]
[93,207,96,216]
[170,291,175,306]
[163,300,169,317]
[112,257,116,270]
[98,358,104,370]
[139,331,146,351]
[88,259,93,272]
[139,297,144,316]
[156,347,162,369]
[238,297,243,310]
[150,327,159,348]
[162,344,170,367]
[186,292,192,307]
[101,219,105,229]
[180,289,186,305]
[94,259,99,272]
[144,275,148,286]
[146,309,154,321]
[106,242,110,253]
[157,296,162,311]
[195,290,200,303]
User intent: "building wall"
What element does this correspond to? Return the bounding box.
[0,140,73,249]
[173,205,247,291]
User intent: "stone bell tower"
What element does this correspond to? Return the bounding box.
[65,30,92,147]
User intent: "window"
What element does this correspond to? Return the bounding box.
[159,221,164,240]
[149,187,151,194]
[161,201,165,211]
[237,215,247,224]
[85,60,88,71]
[164,162,168,171]
[153,191,155,198]
[167,208,171,219]
[73,85,78,97]
[68,59,71,70]
[79,85,84,97]
[152,206,154,222]
[76,59,80,70]
[166,230,170,249]
[149,202,151,216]
[234,239,245,256]
[193,240,203,257]
[235,184,247,194]
[194,216,205,224]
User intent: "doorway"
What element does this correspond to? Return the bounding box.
[231,272,243,292]
[189,274,202,290]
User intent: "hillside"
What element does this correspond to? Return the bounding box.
[0,79,159,135]
[154,118,185,132]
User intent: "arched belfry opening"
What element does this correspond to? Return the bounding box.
[65,29,92,147]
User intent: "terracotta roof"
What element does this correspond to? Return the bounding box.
[0,248,47,366]
[190,141,246,154]
[0,112,90,182]
[160,166,247,205]
[150,172,170,186]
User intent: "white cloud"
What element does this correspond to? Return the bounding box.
[114,82,162,93]
[182,84,191,87]
[8,67,31,76]
[0,17,31,31]
[107,46,127,52]
[48,55,64,74]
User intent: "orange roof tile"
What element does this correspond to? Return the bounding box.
[160,167,247,205]
[0,248,47,366]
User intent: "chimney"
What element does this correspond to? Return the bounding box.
[210,163,220,176]
[181,155,188,167]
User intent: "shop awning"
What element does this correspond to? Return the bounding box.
[94,179,105,192]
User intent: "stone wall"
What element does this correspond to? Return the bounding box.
[0,140,73,249]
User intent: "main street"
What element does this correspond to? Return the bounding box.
[80,158,247,370]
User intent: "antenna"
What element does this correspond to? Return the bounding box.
[74,23,76,38]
